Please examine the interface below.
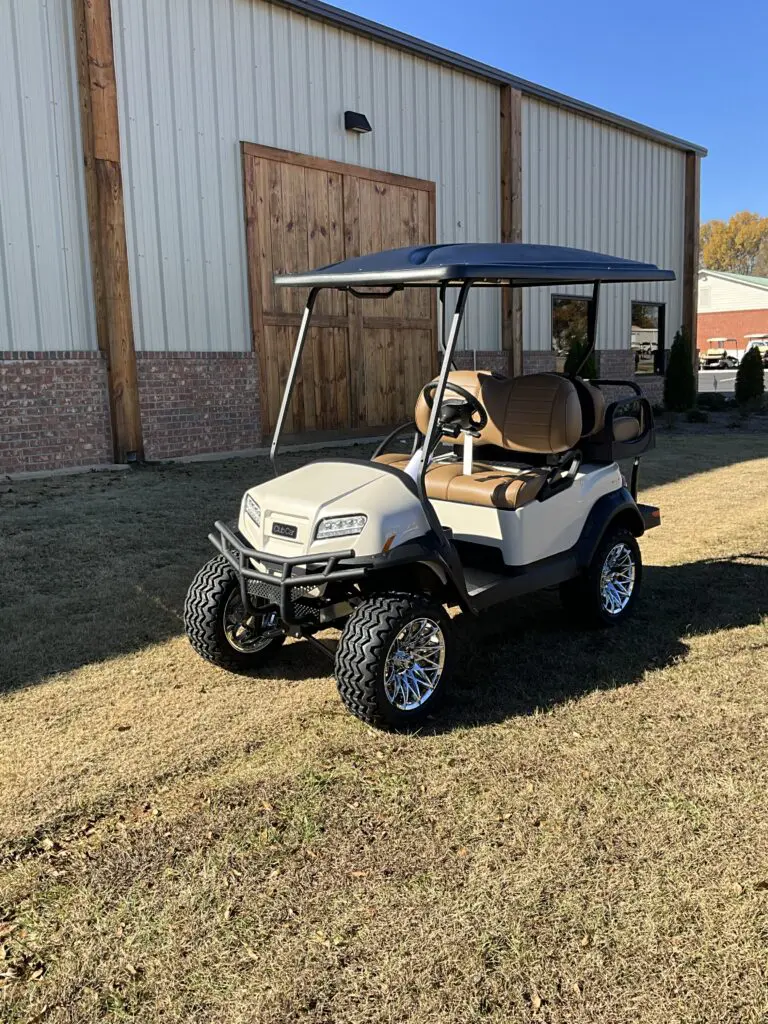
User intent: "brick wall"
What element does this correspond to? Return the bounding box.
[454,350,509,374]
[636,376,664,406]
[0,342,670,476]
[0,352,113,474]
[597,349,634,378]
[522,351,557,374]
[697,309,768,351]
[596,349,664,406]
[136,352,261,460]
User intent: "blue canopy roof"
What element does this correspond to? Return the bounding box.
[274,243,676,288]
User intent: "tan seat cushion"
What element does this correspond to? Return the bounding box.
[374,453,411,468]
[374,452,412,466]
[613,416,641,442]
[442,465,547,509]
[374,453,461,498]
[373,454,547,510]
[419,462,465,499]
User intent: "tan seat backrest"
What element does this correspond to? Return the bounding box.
[573,379,606,437]
[414,370,582,454]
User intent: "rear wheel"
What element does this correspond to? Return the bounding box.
[560,527,642,627]
[184,555,285,671]
[335,593,453,729]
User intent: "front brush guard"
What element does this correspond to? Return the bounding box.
[209,520,367,627]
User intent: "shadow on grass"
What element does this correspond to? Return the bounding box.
[152,552,765,727]
[2,546,766,710]
[634,429,768,490]
[2,431,767,695]
[433,553,768,730]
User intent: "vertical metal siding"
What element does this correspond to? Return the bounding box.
[0,0,96,353]
[111,0,500,352]
[522,98,686,353]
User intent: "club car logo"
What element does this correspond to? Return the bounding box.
[271,521,298,539]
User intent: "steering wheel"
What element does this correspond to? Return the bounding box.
[421,381,488,435]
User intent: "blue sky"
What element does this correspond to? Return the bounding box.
[333,0,766,224]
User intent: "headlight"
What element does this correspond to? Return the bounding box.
[244,494,261,527]
[315,514,367,540]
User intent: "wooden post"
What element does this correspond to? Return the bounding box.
[682,151,701,375]
[73,0,143,461]
[500,85,523,376]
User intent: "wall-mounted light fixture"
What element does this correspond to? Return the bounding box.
[344,110,372,134]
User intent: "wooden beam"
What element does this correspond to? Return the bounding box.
[682,151,701,371]
[242,141,436,197]
[500,85,523,376]
[72,0,108,361]
[73,0,142,461]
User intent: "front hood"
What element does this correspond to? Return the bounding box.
[249,460,389,517]
[237,460,430,560]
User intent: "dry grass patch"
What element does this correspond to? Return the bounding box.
[2,434,768,1022]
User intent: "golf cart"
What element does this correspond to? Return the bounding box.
[184,243,667,728]
[744,338,768,367]
[700,345,739,370]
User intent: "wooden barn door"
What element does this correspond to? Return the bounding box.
[242,143,436,435]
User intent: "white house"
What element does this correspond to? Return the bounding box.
[697,270,768,357]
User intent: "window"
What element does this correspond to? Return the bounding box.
[551,296,594,372]
[631,302,666,375]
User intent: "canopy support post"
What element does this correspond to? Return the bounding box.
[437,283,458,371]
[437,284,446,353]
[576,281,600,378]
[418,283,471,499]
[270,288,319,476]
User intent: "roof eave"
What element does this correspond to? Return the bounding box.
[700,269,768,291]
[271,0,707,157]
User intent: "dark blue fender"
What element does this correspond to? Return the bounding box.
[575,487,645,569]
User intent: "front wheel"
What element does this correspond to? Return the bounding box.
[184,555,285,671]
[560,527,642,627]
[335,593,453,729]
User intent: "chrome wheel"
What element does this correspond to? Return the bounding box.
[222,588,282,654]
[383,617,446,711]
[599,542,636,616]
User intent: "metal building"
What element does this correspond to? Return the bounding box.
[0,0,705,473]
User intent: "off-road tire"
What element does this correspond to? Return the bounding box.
[335,592,453,729]
[560,526,642,627]
[184,555,285,671]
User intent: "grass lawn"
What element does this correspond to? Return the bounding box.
[2,431,768,1023]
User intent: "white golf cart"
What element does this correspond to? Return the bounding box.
[185,243,667,728]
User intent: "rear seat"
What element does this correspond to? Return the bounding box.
[375,371,582,510]
[573,378,641,443]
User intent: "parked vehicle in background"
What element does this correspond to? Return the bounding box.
[744,339,768,367]
[700,348,739,370]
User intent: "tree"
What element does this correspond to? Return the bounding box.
[735,347,765,409]
[552,298,589,357]
[699,211,768,274]
[663,327,696,412]
[699,220,713,262]
[631,305,657,329]
[564,338,597,379]
[754,239,768,278]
